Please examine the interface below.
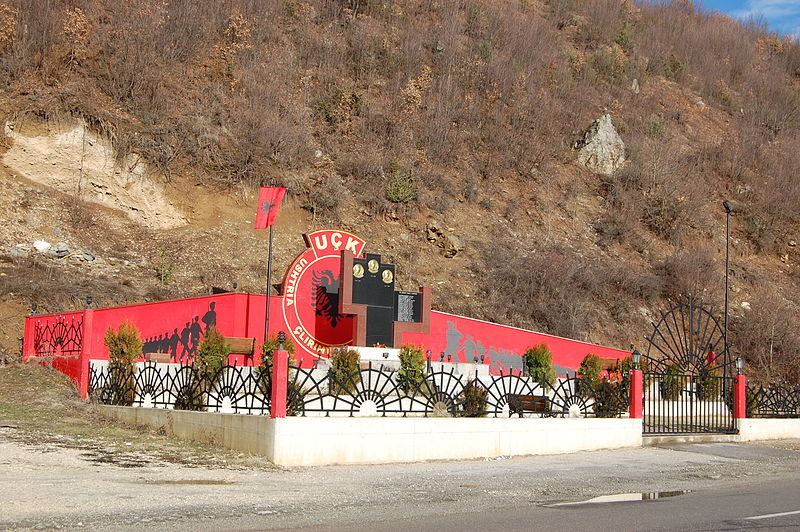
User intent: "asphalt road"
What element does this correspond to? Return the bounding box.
[293,478,800,532]
[2,430,800,531]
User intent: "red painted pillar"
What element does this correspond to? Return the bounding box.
[22,316,35,362]
[629,369,643,419]
[734,374,747,419]
[270,349,289,418]
[77,309,94,400]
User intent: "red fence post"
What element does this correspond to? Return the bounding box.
[629,369,643,419]
[270,349,288,418]
[734,374,747,419]
[77,309,94,400]
[22,316,35,362]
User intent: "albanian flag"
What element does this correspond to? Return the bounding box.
[254,186,287,229]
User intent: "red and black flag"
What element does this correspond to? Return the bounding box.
[254,186,287,229]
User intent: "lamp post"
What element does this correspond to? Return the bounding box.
[735,357,744,375]
[632,349,641,370]
[723,200,733,378]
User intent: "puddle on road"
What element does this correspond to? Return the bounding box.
[547,490,689,507]
[140,480,236,486]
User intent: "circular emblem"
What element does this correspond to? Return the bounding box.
[381,269,393,284]
[280,230,366,363]
[368,259,379,273]
[353,263,364,279]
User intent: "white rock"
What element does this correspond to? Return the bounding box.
[740,301,751,311]
[577,114,626,176]
[32,240,52,253]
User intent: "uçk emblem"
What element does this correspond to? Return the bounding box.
[281,229,367,361]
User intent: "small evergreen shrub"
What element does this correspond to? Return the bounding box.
[194,326,230,378]
[398,344,426,391]
[175,327,229,411]
[256,333,301,414]
[103,320,143,406]
[579,353,602,386]
[523,343,556,386]
[260,333,297,366]
[457,378,488,417]
[619,356,635,378]
[385,165,418,204]
[697,367,721,401]
[328,347,361,395]
[660,363,685,400]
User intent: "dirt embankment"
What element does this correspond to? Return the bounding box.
[3,121,186,230]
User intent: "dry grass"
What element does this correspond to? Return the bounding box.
[0,363,276,469]
[0,0,799,382]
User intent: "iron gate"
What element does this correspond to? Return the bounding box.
[643,372,736,434]
[641,298,739,435]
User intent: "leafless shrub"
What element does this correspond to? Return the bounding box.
[605,139,708,242]
[481,245,599,340]
[657,244,722,304]
[732,287,800,385]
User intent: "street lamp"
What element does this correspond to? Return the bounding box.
[723,200,733,377]
[632,349,641,370]
[735,357,744,375]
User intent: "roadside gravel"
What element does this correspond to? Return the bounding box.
[2,425,799,531]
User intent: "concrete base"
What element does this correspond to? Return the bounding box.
[96,406,642,466]
[738,418,800,441]
[643,418,800,446]
[643,434,740,446]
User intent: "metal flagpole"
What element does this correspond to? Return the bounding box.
[265,225,273,343]
[723,200,732,378]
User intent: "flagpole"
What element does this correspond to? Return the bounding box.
[265,225,273,343]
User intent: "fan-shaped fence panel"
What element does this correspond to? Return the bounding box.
[89,362,633,419]
[747,384,800,418]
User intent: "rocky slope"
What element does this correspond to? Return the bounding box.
[0,0,799,383]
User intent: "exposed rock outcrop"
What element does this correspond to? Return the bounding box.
[577,113,626,176]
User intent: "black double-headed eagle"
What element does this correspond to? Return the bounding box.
[312,269,343,328]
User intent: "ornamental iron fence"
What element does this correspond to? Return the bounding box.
[746,384,800,418]
[89,361,631,418]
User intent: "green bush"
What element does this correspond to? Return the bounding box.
[592,380,625,418]
[660,364,685,400]
[457,379,488,417]
[104,320,143,365]
[579,353,602,387]
[619,356,635,378]
[697,367,721,401]
[398,344,426,391]
[385,167,418,204]
[260,333,296,366]
[103,320,143,406]
[194,326,230,378]
[523,343,556,386]
[328,347,361,395]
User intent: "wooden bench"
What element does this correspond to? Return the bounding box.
[508,394,553,417]
[599,357,622,381]
[144,352,171,363]
[224,337,257,357]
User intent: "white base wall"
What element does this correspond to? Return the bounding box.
[738,418,800,441]
[271,417,642,466]
[96,406,642,466]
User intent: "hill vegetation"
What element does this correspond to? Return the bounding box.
[0,0,799,384]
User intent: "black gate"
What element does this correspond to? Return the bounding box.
[641,298,738,435]
[643,372,736,434]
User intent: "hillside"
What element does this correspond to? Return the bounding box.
[0,0,799,384]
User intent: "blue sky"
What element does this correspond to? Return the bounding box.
[699,0,800,39]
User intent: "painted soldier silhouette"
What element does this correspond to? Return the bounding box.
[201,302,217,332]
[444,321,464,362]
[189,316,202,354]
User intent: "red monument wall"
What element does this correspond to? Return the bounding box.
[22,229,631,397]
